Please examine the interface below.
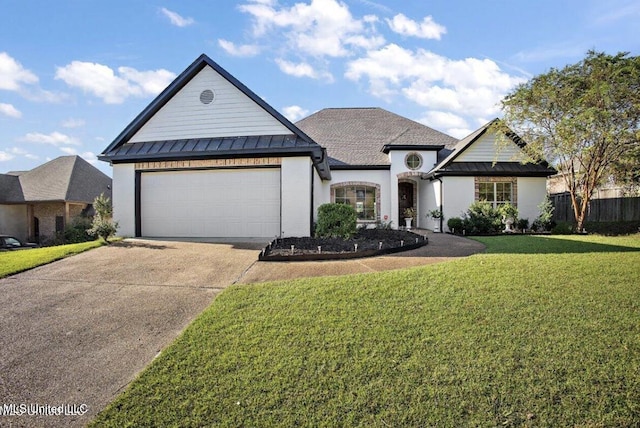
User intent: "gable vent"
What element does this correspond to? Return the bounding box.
[199,89,214,104]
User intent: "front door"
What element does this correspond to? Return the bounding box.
[398,181,414,220]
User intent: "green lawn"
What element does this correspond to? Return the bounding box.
[91,235,640,427]
[0,240,105,278]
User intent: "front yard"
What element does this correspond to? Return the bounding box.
[91,234,639,426]
[0,240,105,278]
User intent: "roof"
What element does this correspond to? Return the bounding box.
[426,119,556,178]
[295,108,458,166]
[99,54,331,180]
[0,156,112,203]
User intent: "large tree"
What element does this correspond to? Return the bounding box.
[500,50,640,231]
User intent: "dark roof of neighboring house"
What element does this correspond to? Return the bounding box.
[295,108,458,167]
[99,54,331,180]
[0,156,112,203]
[426,119,556,178]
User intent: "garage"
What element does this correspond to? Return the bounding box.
[140,168,281,238]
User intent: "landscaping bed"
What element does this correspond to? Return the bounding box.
[259,229,427,261]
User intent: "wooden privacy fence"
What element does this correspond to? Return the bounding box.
[551,193,640,222]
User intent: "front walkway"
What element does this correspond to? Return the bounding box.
[237,230,485,284]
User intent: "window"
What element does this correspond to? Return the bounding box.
[334,185,377,220]
[405,153,422,170]
[478,181,513,207]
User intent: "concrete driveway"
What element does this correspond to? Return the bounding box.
[0,239,264,428]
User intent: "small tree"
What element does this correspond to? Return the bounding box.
[88,193,118,243]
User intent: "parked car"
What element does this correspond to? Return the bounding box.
[0,235,39,251]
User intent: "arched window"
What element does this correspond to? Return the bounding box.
[332,183,379,221]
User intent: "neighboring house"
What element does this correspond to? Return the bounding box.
[99,54,555,239]
[0,156,112,242]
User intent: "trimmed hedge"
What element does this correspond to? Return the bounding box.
[315,203,357,239]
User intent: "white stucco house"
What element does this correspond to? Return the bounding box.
[99,54,555,239]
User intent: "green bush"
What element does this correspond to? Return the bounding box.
[447,217,464,233]
[64,216,94,243]
[583,221,640,235]
[462,201,502,235]
[516,218,530,231]
[551,221,574,235]
[315,203,357,238]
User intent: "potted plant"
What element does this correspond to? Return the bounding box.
[498,202,518,233]
[403,207,417,230]
[428,209,443,233]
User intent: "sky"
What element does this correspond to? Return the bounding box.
[1,0,638,177]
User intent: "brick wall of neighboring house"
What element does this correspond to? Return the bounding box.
[33,203,65,241]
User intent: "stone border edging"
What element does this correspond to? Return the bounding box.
[258,235,428,262]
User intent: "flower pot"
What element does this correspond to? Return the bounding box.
[404,217,413,230]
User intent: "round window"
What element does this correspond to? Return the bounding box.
[405,153,422,170]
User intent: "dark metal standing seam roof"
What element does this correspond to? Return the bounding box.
[429,162,557,177]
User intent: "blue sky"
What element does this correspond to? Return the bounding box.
[1,0,638,176]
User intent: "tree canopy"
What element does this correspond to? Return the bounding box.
[500,50,640,230]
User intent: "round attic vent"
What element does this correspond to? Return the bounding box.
[199,89,215,104]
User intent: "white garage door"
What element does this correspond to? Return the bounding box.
[141,168,281,238]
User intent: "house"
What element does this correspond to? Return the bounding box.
[0,156,112,242]
[99,54,555,239]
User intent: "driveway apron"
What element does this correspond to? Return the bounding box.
[0,239,263,427]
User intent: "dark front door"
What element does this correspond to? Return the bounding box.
[398,182,414,220]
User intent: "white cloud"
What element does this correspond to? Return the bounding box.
[0,102,21,118]
[238,0,384,57]
[387,13,446,40]
[9,147,38,160]
[282,105,309,122]
[20,131,80,146]
[55,61,176,104]
[346,44,526,118]
[61,118,85,128]
[218,39,261,57]
[418,111,472,138]
[0,52,38,91]
[160,7,195,27]
[275,59,334,82]
[0,151,14,161]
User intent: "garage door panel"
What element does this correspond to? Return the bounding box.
[141,168,281,238]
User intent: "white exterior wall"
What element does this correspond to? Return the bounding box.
[112,163,136,237]
[281,157,312,237]
[419,180,439,230]
[455,132,524,163]
[0,204,28,241]
[442,176,475,231]
[130,66,290,143]
[315,169,392,224]
[517,177,547,223]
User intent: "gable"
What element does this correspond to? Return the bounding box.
[129,66,290,143]
[453,131,524,163]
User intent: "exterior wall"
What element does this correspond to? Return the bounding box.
[517,177,547,223]
[315,169,392,225]
[33,202,65,241]
[112,163,136,237]
[455,132,524,163]
[442,176,476,230]
[130,66,290,143]
[419,180,438,230]
[0,204,28,241]
[281,157,312,237]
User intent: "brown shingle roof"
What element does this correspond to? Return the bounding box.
[295,108,457,166]
[0,156,112,203]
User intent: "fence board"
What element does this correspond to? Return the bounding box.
[551,193,640,222]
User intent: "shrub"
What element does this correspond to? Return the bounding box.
[88,193,118,243]
[583,221,640,235]
[551,221,574,235]
[462,201,502,235]
[64,216,94,243]
[447,217,464,233]
[534,195,555,231]
[315,203,357,239]
[516,218,530,231]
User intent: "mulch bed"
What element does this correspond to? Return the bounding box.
[259,229,428,261]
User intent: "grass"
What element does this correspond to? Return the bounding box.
[0,240,106,278]
[91,234,640,427]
